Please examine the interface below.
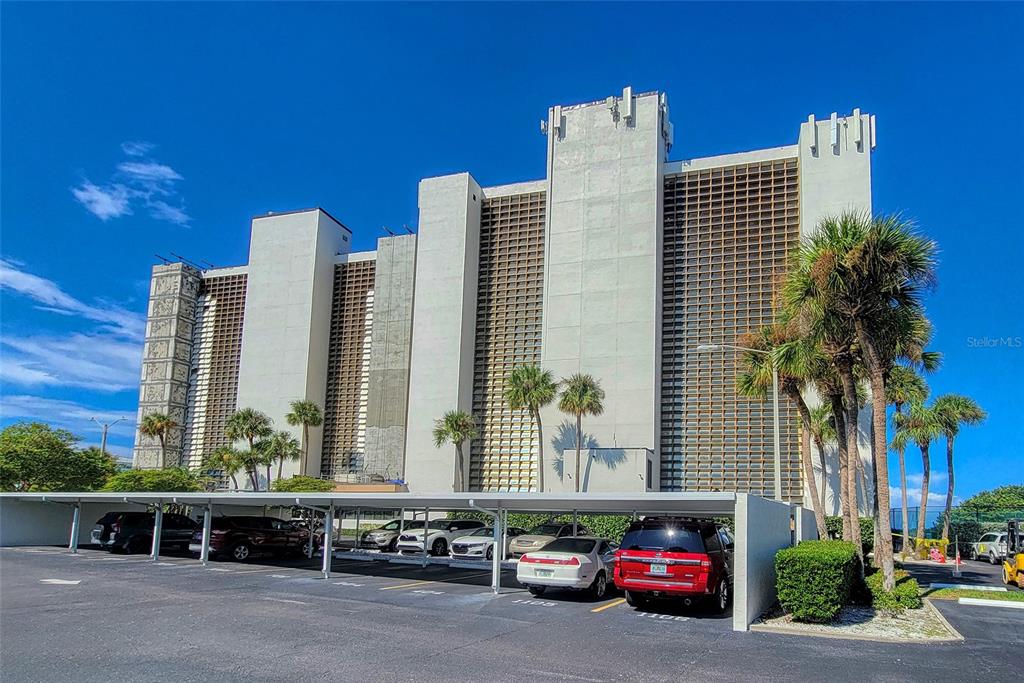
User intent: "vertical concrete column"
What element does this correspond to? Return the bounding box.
[404,174,482,493]
[539,90,668,489]
[235,209,350,479]
[133,263,200,469]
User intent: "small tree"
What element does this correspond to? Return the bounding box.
[933,394,986,540]
[0,423,116,491]
[432,410,477,492]
[225,408,273,490]
[808,404,836,513]
[886,366,930,556]
[558,373,605,493]
[893,401,942,542]
[285,400,323,473]
[260,430,302,482]
[202,446,245,490]
[102,468,204,492]
[139,413,178,468]
[504,364,557,492]
[272,475,335,493]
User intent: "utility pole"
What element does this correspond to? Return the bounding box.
[91,417,128,456]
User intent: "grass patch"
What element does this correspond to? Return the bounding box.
[924,587,1024,602]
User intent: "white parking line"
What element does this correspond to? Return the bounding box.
[261,597,309,606]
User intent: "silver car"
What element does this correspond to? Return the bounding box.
[359,520,412,551]
[970,533,1008,564]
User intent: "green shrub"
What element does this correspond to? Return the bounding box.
[865,569,921,611]
[824,515,874,555]
[101,468,205,492]
[272,476,335,493]
[776,540,860,622]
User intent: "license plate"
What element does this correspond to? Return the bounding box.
[650,563,668,575]
[535,568,554,577]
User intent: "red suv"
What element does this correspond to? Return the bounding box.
[613,517,734,612]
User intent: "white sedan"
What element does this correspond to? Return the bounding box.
[516,536,617,599]
[449,526,528,561]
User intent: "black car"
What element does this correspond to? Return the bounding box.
[189,516,312,561]
[91,511,198,554]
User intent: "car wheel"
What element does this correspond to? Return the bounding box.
[590,571,607,599]
[968,547,977,561]
[528,586,547,597]
[388,538,398,553]
[990,551,999,565]
[431,539,447,557]
[486,546,494,561]
[624,590,647,608]
[128,537,149,555]
[1003,565,1012,585]
[713,579,730,613]
[231,542,251,562]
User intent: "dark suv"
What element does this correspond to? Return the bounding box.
[613,517,734,612]
[190,516,312,562]
[91,511,198,554]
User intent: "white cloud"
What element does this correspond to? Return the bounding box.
[890,486,949,507]
[1,332,142,393]
[72,143,189,225]
[120,141,154,157]
[0,259,145,339]
[71,180,132,221]
[0,395,136,439]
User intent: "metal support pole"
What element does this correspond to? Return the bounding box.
[491,506,502,594]
[68,502,81,554]
[771,365,783,501]
[321,504,334,579]
[500,509,508,562]
[422,507,430,567]
[572,510,578,536]
[151,504,163,561]
[306,511,315,560]
[200,503,212,566]
[399,508,406,536]
[354,508,361,550]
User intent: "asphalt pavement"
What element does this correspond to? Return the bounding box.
[1,546,1020,682]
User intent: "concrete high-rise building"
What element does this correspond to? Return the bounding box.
[133,88,875,506]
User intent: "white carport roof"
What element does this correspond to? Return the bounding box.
[1,491,737,516]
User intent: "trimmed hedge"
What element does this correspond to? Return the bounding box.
[865,569,921,611]
[824,515,875,556]
[776,540,860,622]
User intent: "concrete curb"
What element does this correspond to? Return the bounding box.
[749,600,963,643]
[930,582,1007,592]
[958,597,1024,609]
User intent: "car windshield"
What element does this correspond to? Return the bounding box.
[401,521,424,530]
[467,528,494,537]
[380,521,400,531]
[529,524,563,535]
[541,538,596,554]
[426,520,452,530]
[620,526,704,553]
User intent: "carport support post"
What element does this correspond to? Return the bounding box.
[354,508,361,550]
[68,501,81,554]
[572,510,578,535]
[421,507,430,568]
[321,504,334,579]
[491,506,502,594]
[200,503,212,566]
[151,503,163,561]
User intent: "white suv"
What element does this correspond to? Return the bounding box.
[396,519,486,556]
[971,533,1008,564]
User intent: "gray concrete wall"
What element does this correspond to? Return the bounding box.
[133,263,200,469]
[548,447,656,493]
[539,90,668,489]
[732,494,795,631]
[404,173,482,492]
[365,234,417,480]
[235,209,350,480]
[793,504,818,542]
[0,500,141,547]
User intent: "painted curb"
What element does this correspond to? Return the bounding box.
[930,583,1007,592]
[958,597,1024,609]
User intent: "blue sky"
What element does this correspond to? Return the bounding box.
[1,3,1021,503]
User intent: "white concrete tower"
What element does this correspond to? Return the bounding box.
[538,88,671,492]
[234,208,351,480]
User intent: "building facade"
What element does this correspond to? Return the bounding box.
[133,88,875,505]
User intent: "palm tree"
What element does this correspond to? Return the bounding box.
[225,408,273,490]
[504,365,558,492]
[261,430,303,482]
[432,410,477,491]
[893,400,942,545]
[139,413,178,468]
[886,366,930,555]
[933,394,986,540]
[808,403,836,513]
[285,400,323,474]
[558,373,605,493]
[737,324,828,539]
[203,446,244,490]
[783,211,937,589]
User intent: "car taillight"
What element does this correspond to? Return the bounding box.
[111,518,121,534]
[520,555,580,566]
[700,558,712,570]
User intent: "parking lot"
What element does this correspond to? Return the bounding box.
[2,546,1021,682]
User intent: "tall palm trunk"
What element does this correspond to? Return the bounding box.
[453,443,465,491]
[158,434,167,469]
[229,473,239,490]
[788,389,828,538]
[894,402,910,558]
[830,393,852,541]
[534,408,545,493]
[813,436,827,513]
[276,456,284,482]
[266,464,272,488]
[837,362,863,559]
[915,441,931,543]
[942,436,954,541]
[302,424,310,474]
[574,413,582,493]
